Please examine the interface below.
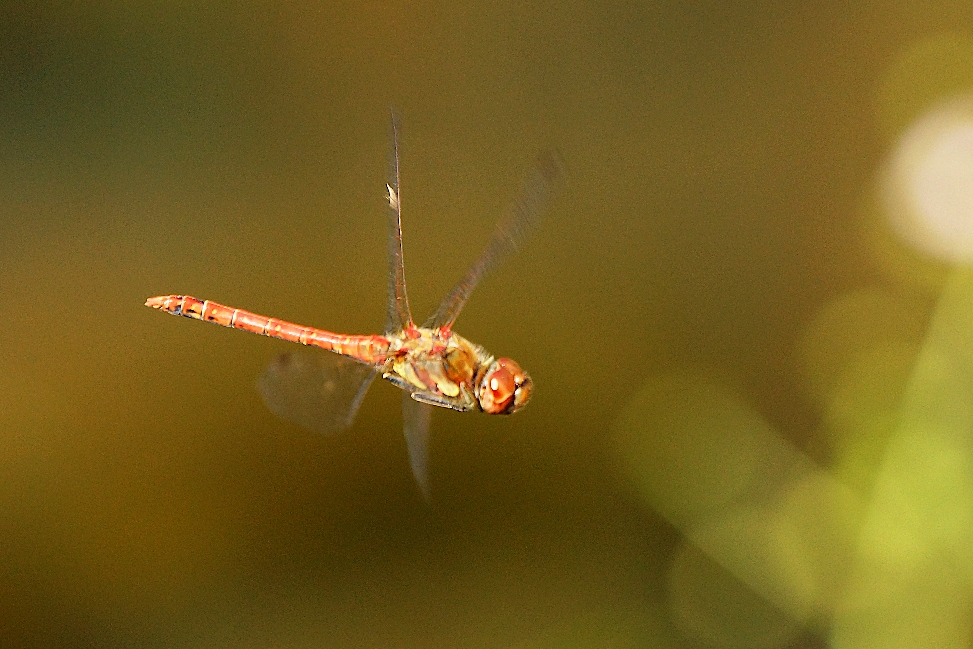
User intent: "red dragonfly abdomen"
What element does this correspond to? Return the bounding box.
[145,295,390,364]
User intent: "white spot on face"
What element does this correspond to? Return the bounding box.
[491,378,499,391]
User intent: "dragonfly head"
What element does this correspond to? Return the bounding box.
[477,357,532,414]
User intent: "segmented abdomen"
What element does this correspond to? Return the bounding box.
[145,295,390,364]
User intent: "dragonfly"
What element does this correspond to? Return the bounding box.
[146,115,563,498]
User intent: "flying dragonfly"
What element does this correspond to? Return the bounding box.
[146,115,563,498]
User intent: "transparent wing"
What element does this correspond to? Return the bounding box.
[385,110,414,333]
[257,352,377,435]
[401,390,434,501]
[424,150,566,330]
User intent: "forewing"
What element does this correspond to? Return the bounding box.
[424,150,565,330]
[401,391,434,501]
[257,352,377,435]
[385,110,413,333]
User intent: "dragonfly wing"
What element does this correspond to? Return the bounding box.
[401,390,434,501]
[257,351,377,435]
[424,150,565,330]
[385,110,414,333]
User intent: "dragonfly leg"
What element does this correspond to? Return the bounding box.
[410,390,475,412]
[383,372,417,392]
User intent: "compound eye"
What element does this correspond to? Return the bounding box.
[478,358,531,414]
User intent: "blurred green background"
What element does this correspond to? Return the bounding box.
[4,1,973,647]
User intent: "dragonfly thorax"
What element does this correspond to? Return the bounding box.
[382,327,529,414]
